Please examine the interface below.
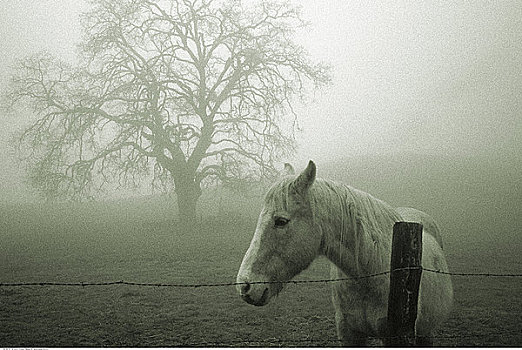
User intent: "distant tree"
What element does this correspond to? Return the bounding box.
[4,0,329,222]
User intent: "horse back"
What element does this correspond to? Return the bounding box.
[395,207,444,249]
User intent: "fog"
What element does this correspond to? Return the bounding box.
[0,1,521,201]
[1,2,521,347]
[294,2,521,163]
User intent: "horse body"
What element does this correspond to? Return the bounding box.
[236,161,453,346]
[396,206,444,248]
[329,211,452,345]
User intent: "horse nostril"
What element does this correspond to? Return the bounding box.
[240,282,251,295]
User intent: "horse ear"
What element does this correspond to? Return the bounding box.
[283,163,295,176]
[291,160,316,195]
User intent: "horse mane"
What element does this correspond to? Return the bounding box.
[265,177,401,275]
[312,179,402,275]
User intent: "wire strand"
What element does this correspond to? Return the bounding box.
[1,267,521,288]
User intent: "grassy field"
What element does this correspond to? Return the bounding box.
[0,195,521,347]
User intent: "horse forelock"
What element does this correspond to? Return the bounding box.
[264,177,297,213]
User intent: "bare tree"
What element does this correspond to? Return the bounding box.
[5,0,329,222]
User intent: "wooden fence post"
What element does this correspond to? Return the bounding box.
[385,221,423,346]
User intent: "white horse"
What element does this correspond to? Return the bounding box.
[236,161,453,346]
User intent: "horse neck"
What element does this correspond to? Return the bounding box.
[312,181,400,277]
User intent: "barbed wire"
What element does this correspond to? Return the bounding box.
[421,267,522,277]
[1,267,520,347]
[1,267,521,288]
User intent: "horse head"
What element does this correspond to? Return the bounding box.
[236,160,322,306]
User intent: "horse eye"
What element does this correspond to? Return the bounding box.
[274,217,290,228]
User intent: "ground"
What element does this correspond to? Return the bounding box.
[0,200,521,347]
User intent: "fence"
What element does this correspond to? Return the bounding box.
[1,266,521,288]
[1,222,521,347]
[1,267,521,346]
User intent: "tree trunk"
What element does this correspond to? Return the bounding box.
[175,175,201,226]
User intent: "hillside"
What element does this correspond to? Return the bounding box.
[320,152,521,245]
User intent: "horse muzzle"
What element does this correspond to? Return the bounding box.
[236,276,272,307]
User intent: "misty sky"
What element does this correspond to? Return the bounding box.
[0,1,521,201]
